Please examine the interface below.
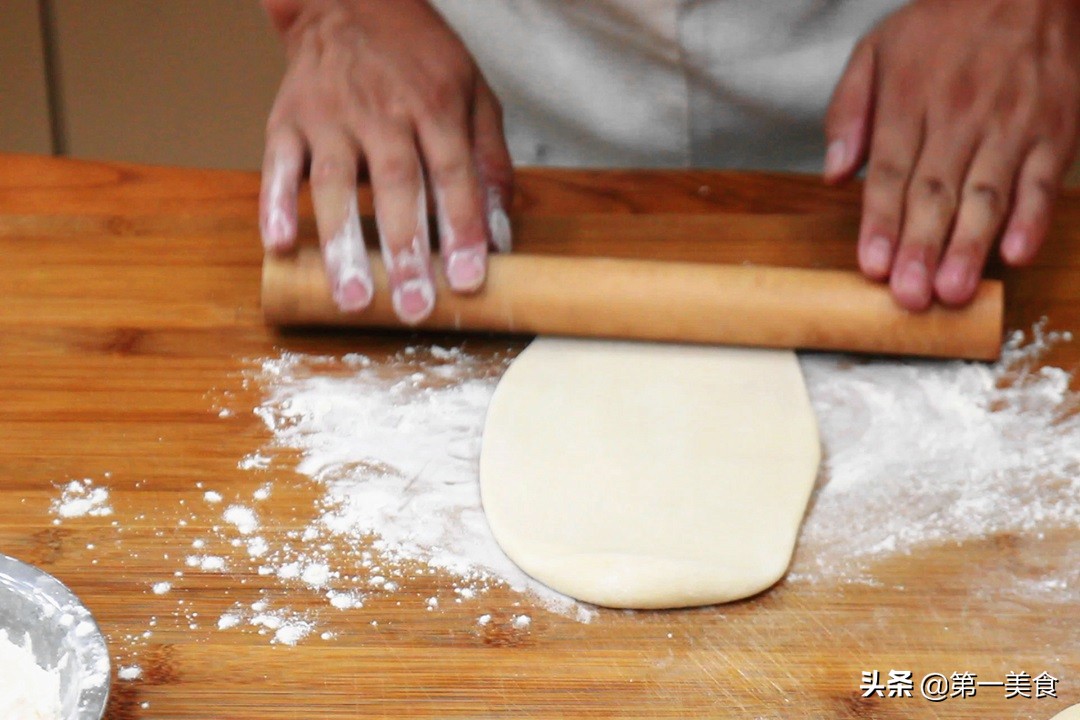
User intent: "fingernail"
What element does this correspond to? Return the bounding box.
[392,277,435,324]
[325,198,372,311]
[487,187,512,252]
[262,206,294,251]
[335,273,373,312]
[446,247,486,291]
[1001,231,1026,263]
[824,140,846,177]
[262,159,296,250]
[897,261,929,301]
[937,257,974,300]
[863,235,893,276]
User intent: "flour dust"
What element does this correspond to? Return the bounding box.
[792,321,1080,596]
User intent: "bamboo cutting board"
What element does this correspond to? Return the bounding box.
[0,154,1078,719]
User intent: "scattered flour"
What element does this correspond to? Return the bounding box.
[791,321,1080,586]
[217,614,241,630]
[51,479,112,520]
[117,665,142,681]
[186,555,226,572]
[238,453,271,471]
[328,591,363,610]
[223,505,258,535]
[151,582,171,595]
[249,611,313,646]
[272,622,313,646]
[246,536,269,558]
[0,631,61,720]
[300,563,331,588]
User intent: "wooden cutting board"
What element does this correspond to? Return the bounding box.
[0,153,1078,719]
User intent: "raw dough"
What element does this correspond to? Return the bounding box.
[1051,705,1080,720]
[479,337,820,609]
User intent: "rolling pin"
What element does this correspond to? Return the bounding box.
[262,246,1003,360]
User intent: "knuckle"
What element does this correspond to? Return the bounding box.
[309,152,353,188]
[427,153,473,186]
[909,175,956,207]
[987,107,1030,141]
[356,76,410,125]
[371,152,418,187]
[885,61,919,94]
[860,187,899,226]
[945,73,978,118]
[1041,101,1076,142]
[868,156,910,186]
[265,103,295,136]
[265,121,301,151]
[991,83,1026,125]
[368,92,411,127]
[1028,176,1058,204]
[963,182,1005,217]
[415,76,468,122]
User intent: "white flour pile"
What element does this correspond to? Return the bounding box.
[50,478,112,521]
[0,631,61,720]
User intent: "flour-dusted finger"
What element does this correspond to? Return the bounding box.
[309,131,373,312]
[260,125,305,252]
[473,79,514,253]
[365,128,435,324]
[414,83,488,293]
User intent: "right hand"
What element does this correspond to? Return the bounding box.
[259,0,513,323]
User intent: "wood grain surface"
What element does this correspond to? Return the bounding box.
[1,153,1078,719]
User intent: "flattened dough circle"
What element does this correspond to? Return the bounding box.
[479,337,821,609]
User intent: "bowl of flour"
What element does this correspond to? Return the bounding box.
[0,553,110,720]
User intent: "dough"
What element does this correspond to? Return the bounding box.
[479,337,821,609]
[1051,705,1080,720]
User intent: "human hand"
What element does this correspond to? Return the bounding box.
[259,0,513,323]
[824,0,1080,310]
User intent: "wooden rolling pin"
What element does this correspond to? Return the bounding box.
[262,246,1003,360]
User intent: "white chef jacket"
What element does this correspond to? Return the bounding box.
[431,0,906,170]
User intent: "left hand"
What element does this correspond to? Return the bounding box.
[824,0,1080,310]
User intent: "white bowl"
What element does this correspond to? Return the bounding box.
[0,553,110,719]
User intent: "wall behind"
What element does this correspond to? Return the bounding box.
[50,0,284,170]
[0,0,53,154]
